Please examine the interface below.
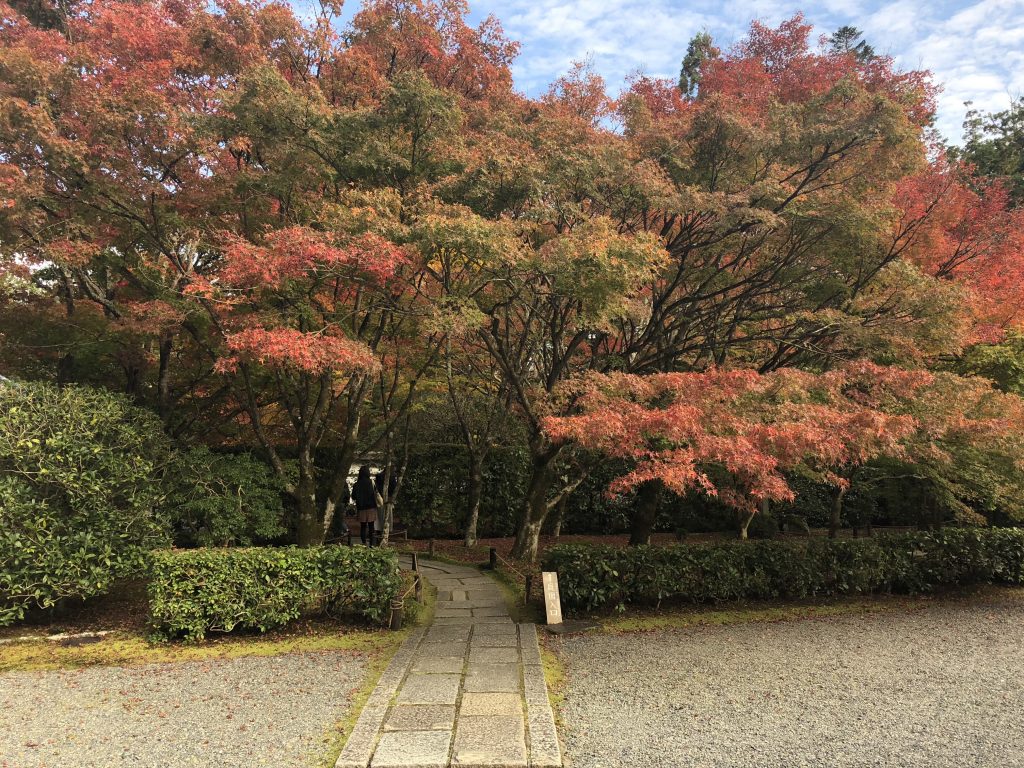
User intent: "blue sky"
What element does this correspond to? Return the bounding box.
[334,0,1024,143]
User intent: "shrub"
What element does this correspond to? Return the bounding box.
[161,447,286,547]
[542,528,1024,614]
[147,545,401,640]
[0,381,170,625]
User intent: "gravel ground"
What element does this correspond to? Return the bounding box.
[0,650,369,768]
[555,594,1024,768]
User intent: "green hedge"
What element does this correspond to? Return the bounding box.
[542,528,1024,613]
[148,546,401,640]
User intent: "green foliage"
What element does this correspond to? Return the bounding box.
[543,528,1024,613]
[0,381,170,626]
[400,444,530,537]
[958,97,1024,203]
[161,447,286,547]
[828,26,875,62]
[678,31,719,98]
[147,546,401,641]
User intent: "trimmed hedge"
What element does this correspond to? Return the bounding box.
[543,528,1024,614]
[148,546,401,640]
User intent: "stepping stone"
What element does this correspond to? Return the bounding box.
[418,640,468,656]
[397,673,461,705]
[467,616,513,625]
[463,663,521,693]
[436,608,473,618]
[452,714,527,767]
[371,730,452,767]
[471,623,518,636]
[472,608,508,617]
[424,626,471,642]
[459,692,522,717]
[384,704,456,731]
[468,646,519,664]
[411,656,465,674]
[458,600,505,609]
[471,634,517,648]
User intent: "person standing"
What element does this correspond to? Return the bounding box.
[353,465,379,546]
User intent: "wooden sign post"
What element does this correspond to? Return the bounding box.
[541,571,563,626]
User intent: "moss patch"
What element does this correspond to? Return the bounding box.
[0,624,402,673]
[539,642,568,726]
[598,585,1023,635]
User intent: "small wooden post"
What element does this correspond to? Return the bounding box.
[428,538,436,557]
[488,547,497,571]
[411,551,419,571]
[389,598,404,630]
[414,573,423,603]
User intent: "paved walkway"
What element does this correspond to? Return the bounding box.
[336,558,561,768]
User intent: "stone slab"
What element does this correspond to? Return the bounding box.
[435,608,473,618]
[470,634,517,648]
[471,623,518,636]
[518,623,542,666]
[463,663,521,693]
[459,692,523,717]
[468,646,519,664]
[467,590,503,600]
[417,640,469,656]
[424,626,471,641]
[452,714,527,767]
[471,608,509,617]
[411,655,465,674]
[371,730,453,768]
[396,673,461,705]
[384,704,456,732]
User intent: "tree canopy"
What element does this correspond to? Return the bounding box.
[1,0,1023,560]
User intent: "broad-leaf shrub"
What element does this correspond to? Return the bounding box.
[0,381,170,625]
[161,447,286,547]
[543,528,1024,613]
[147,546,401,640]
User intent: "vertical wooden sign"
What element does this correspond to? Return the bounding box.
[541,571,563,626]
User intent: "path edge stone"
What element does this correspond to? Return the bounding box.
[335,626,426,768]
[519,622,563,767]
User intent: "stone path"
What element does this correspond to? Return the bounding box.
[336,558,561,768]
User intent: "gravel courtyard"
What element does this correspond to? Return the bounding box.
[555,592,1024,768]
[0,650,369,768]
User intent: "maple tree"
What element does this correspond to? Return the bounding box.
[1,1,1023,559]
[544,363,1024,539]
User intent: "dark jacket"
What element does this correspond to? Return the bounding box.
[353,472,378,511]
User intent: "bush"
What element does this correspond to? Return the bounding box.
[0,381,170,625]
[542,527,1024,614]
[147,545,401,640]
[161,447,286,547]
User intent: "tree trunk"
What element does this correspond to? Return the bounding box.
[157,333,173,416]
[738,498,766,540]
[464,456,483,547]
[511,444,559,562]
[829,486,848,539]
[629,480,663,546]
[550,495,566,539]
[295,490,322,546]
[737,509,755,540]
[295,449,323,547]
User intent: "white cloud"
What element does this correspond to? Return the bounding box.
[466,0,1024,142]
